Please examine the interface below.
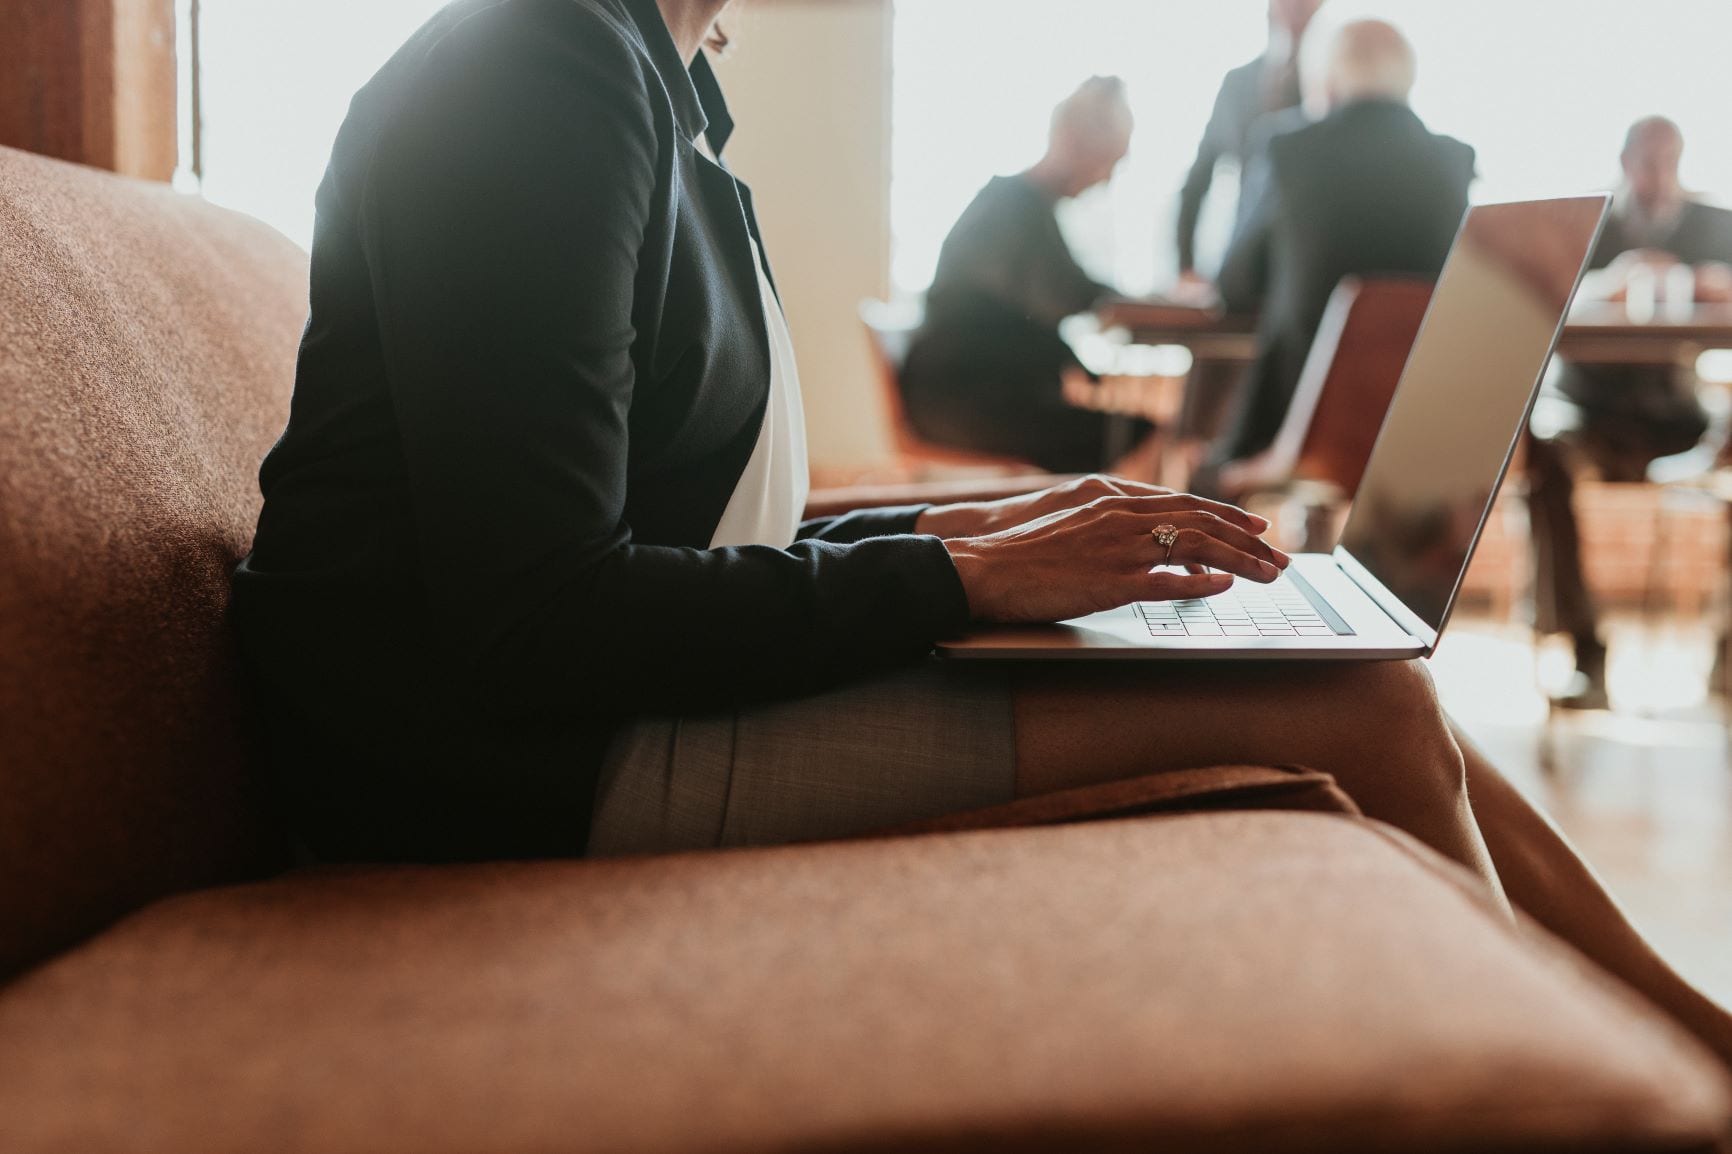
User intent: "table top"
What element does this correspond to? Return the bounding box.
[1096,299,1732,367]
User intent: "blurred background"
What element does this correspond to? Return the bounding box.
[184,1,1732,468]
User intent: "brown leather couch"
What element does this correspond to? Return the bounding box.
[1,143,1728,1153]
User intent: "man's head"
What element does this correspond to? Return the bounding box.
[1268,0,1325,47]
[1043,76,1134,198]
[1620,116,1686,221]
[1301,18,1416,117]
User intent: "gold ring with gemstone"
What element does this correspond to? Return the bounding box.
[1152,523,1180,566]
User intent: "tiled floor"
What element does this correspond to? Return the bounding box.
[1432,610,1732,1004]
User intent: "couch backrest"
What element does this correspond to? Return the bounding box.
[0,146,308,979]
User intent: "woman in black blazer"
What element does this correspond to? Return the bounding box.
[233,0,1732,1061]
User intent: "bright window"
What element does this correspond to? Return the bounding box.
[183,0,1732,282]
[179,0,449,246]
[891,0,1732,297]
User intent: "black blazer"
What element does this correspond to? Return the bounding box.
[1589,198,1732,270]
[1175,55,1302,274]
[232,0,968,861]
[1211,101,1474,465]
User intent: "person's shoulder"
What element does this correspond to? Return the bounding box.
[944,176,1046,246]
[971,175,1042,214]
[1252,107,1312,153]
[1220,56,1266,91]
[1419,128,1476,179]
[440,1,645,78]
[1681,199,1732,260]
[1262,109,1329,175]
[378,0,654,121]
[1685,199,1732,232]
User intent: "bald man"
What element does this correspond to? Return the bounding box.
[1198,19,1474,482]
[1526,117,1732,708]
[902,77,1145,472]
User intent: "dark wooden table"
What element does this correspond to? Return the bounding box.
[1096,300,1732,368]
[1555,302,1732,364]
[1079,300,1732,481]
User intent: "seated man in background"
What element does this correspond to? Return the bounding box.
[900,77,1140,473]
[1527,116,1732,708]
[1198,19,1474,489]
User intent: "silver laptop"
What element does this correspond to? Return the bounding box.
[940,194,1610,662]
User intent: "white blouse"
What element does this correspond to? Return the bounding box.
[707,231,810,549]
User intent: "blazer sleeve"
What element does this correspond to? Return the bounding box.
[357,15,968,720]
[798,505,928,543]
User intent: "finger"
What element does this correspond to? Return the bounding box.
[1167,527,1282,583]
[1167,510,1291,568]
[1185,563,1209,575]
[1132,569,1235,603]
[1098,476,1175,499]
[1163,495,1271,534]
[1096,492,1270,534]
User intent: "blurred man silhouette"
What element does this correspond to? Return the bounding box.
[1168,0,1323,452]
[1197,19,1474,488]
[901,77,1143,472]
[1526,116,1732,708]
[1174,0,1324,289]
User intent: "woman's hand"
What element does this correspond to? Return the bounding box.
[942,493,1289,623]
[918,474,1257,540]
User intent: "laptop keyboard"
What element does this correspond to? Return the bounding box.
[1137,577,1354,638]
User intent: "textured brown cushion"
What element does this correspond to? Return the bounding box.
[875,763,1361,839]
[0,145,306,978]
[0,811,1724,1154]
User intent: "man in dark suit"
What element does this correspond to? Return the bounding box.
[1174,0,1324,287]
[1170,0,1322,448]
[1198,19,1474,483]
[1527,117,1732,708]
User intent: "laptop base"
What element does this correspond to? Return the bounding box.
[937,554,1427,662]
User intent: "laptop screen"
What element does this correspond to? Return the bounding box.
[1337,196,1609,634]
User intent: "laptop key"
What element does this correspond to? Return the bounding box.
[1140,577,1359,642]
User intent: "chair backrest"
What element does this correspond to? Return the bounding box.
[1262,277,1434,497]
[0,146,307,979]
[858,298,925,457]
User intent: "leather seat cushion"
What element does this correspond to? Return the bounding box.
[0,811,1725,1154]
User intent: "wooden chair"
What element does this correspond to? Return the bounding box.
[858,299,1042,479]
[1217,277,1434,549]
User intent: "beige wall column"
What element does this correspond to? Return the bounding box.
[714,0,896,475]
[0,0,178,181]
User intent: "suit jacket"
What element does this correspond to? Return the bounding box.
[231,0,969,862]
[1211,100,1474,465]
[1589,198,1732,270]
[1175,54,1302,273]
[1555,198,1732,436]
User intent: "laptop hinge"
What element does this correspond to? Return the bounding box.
[1333,548,1440,654]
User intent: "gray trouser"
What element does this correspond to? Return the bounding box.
[588,662,1016,856]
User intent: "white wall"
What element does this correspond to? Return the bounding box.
[713,0,894,472]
